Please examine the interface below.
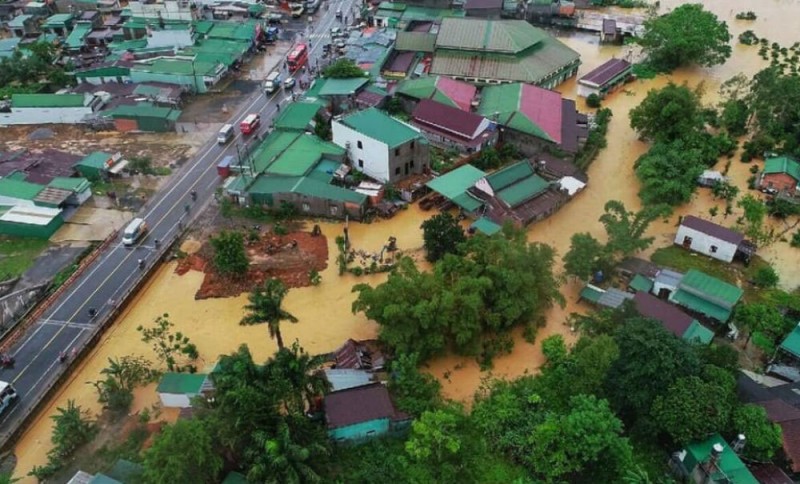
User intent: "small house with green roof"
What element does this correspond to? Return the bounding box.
[8,15,37,38]
[41,13,73,36]
[669,269,743,323]
[332,107,429,183]
[674,433,757,484]
[157,372,213,408]
[430,18,580,89]
[129,57,226,93]
[1,93,103,125]
[760,155,800,194]
[395,75,477,113]
[105,103,181,132]
[74,151,125,180]
[273,100,325,132]
[478,82,586,156]
[779,323,800,360]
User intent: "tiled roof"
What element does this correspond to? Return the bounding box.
[435,18,546,54]
[579,58,632,87]
[338,107,421,148]
[764,155,800,182]
[412,99,487,140]
[324,383,399,428]
[679,215,744,246]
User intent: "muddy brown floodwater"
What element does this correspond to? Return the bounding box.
[12,1,800,478]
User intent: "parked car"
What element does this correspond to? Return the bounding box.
[283,77,296,90]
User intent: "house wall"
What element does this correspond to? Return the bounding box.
[332,121,391,182]
[0,215,64,239]
[271,192,364,221]
[652,280,678,299]
[129,69,210,93]
[0,106,93,125]
[127,0,196,20]
[760,172,799,193]
[67,188,92,205]
[113,118,139,132]
[158,392,193,408]
[329,417,390,442]
[674,225,738,263]
[576,83,600,99]
[386,138,428,183]
[76,73,133,85]
[503,127,551,158]
[417,126,497,154]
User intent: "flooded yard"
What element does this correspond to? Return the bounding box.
[11,0,800,477]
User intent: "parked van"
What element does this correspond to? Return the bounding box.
[122,217,147,246]
[264,72,282,94]
[0,381,17,416]
[217,124,234,144]
[240,114,261,135]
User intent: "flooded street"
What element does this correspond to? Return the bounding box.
[11,1,800,477]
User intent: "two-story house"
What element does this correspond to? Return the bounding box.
[332,107,429,184]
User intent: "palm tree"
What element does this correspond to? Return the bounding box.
[246,420,328,484]
[269,342,331,414]
[240,279,298,350]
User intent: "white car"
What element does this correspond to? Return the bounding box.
[283,77,296,90]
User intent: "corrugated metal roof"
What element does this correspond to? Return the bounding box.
[684,434,758,484]
[338,107,421,148]
[426,164,486,199]
[274,101,324,131]
[319,77,369,96]
[0,177,43,200]
[471,217,501,235]
[678,269,743,307]
[764,156,800,182]
[682,320,713,344]
[496,175,548,207]
[76,151,113,169]
[597,287,633,308]
[579,285,603,303]
[266,135,344,177]
[435,18,545,54]
[0,205,61,225]
[679,215,744,246]
[34,186,72,206]
[579,58,632,87]
[324,383,399,429]
[479,83,562,142]
[780,323,800,359]
[486,160,533,191]
[12,93,87,108]
[66,22,92,49]
[395,31,436,53]
[671,288,733,323]
[629,273,653,293]
[48,177,90,193]
[324,369,374,391]
[156,372,208,394]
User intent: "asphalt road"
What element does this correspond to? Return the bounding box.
[0,0,356,444]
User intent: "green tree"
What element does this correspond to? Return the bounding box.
[388,352,442,416]
[563,232,609,280]
[737,194,772,245]
[651,369,736,445]
[732,404,783,461]
[635,140,707,205]
[599,200,669,259]
[767,196,800,218]
[265,341,330,414]
[49,399,97,461]
[91,355,160,414]
[247,419,329,483]
[748,67,800,155]
[753,265,780,288]
[241,278,298,350]
[639,4,732,72]
[143,418,222,484]
[606,318,701,425]
[137,314,199,372]
[733,302,790,347]
[210,230,249,277]
[541,334,569,366]
[629,83,705,143]
[321,59,365,78]
[405,407,465,482]
[720,99,749,136]
[586,93,602,108]
[312,113,331,141]
[420,212,466,262]
[528,395,633,482]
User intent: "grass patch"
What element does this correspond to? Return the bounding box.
[0,237,49,279]
[632,63,658,80]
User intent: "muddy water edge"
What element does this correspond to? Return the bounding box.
[12,0,800,478]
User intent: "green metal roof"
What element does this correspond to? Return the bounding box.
[42,13,73,28]
[319,77,368,96]
[629,274,654,293]
[76,151,113,169]
[12,93,86,108]
[486,160,533,191]
[679,269,743,308]
[266,135,344,177]
[780,323,800,359]
[339,107,421,148]
[0,37,21,53]
[496,174,548,207]
[763,155,800,182]
[683,434,757,484]
[107,103,181,120]
[156,372,207,394]
[207,20,258,41]
[251,131,303,173]
[307,158,339,183]
[273,101,324,131]
[671,289,732,323]
[395,31,436,53]
[48,177,90,193]
[108,38,148,52]
[8,15,33,28]
[222,472,248,484]
[248,175,367,204]
[66,22,92,49]
[426,164,486,199]
[451,192,483,211]
[682,320,714,345]
[580,285,603,303]
[378,1,405,11]
[478,83,554,140]
[193,20,214,35]
[435,18,546,54]
[472,217,501,235]
[135,58,220,76]
[0,178,44,201]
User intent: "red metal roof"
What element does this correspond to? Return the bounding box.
[633,292,694,338]
[759,399,800,423]
[778,419,800,472]
[520,83,563,144]
[579,58,632,87]
[324,383,400,428]
[412,98,487,140]
[435,76,477,111]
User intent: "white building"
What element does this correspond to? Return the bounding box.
[146,24,194,49]
[0,93,103,125]
[674,215,744,263]
[127,0,197,20]
[331,107,429,184]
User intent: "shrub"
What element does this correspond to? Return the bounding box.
[586,93,602,108]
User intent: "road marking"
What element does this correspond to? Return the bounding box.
[39,320,94,330]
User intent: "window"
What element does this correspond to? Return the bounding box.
[330,206,338,216]
[409,159,414,168]
[394,148,400,156]
[395,167,401,175]
[358,159,363,168]
[411,141,415,149]
[302,203,310,212]
[357,140,363,149]
[710,245,718,253]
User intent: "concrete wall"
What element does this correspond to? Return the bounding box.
[329,417,390,442]
[0,107,93,125]
[272,192,364,220]
[503,128,551,158]
[332,121,391,182]
[674,226,737,263]
[386,137,428,183]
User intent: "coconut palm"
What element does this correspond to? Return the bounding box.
[240,279,298,350]
[269,341,331,414]
[246,420,328,484]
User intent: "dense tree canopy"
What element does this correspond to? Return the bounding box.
[639,4,732,71]
[733,405,783,461]
[748,67,800,156]
[322,59,365,78]
[600,200,669,259]
[630,83,705,143]
[143,419,223,484]
[420,212,465,262]
[563,232,609,280]
[211,230,249,277]
[352,230,562,363]
[634,139,708,205]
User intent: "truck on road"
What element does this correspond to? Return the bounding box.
[264,71,282,94]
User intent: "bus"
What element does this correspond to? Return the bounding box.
[287,43,308,73]
[0,381,17,415]
[240,114,261,135]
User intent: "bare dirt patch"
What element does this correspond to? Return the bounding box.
[175,230,329,299]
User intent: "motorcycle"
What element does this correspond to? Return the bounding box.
[0,354,14,369]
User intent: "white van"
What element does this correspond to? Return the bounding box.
[0,381,17,416]
[122,217,147,246]
[217,124,234,144]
